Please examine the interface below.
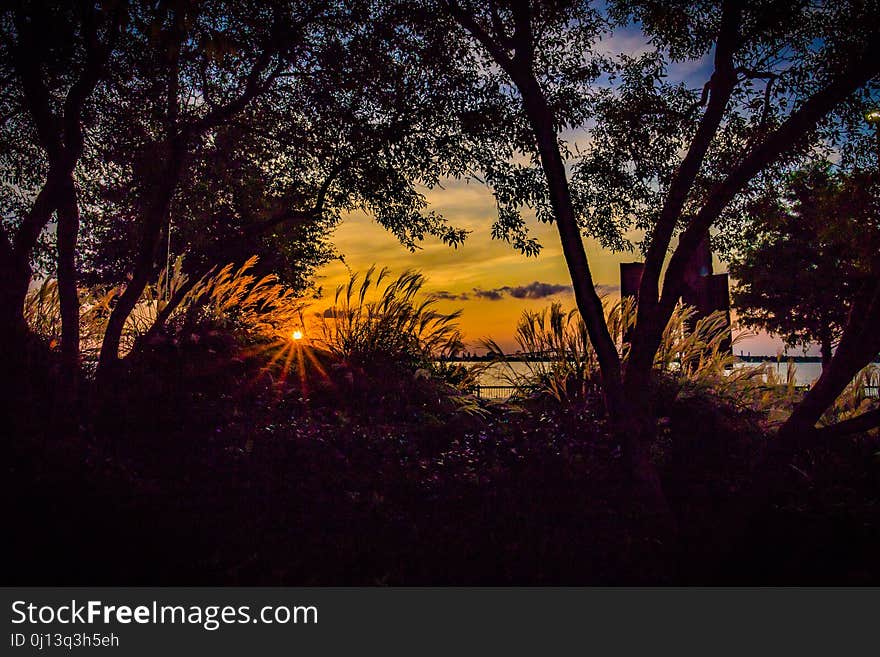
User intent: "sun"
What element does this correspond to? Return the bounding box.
[291,330,304,341]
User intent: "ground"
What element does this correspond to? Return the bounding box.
[5,330,880,585]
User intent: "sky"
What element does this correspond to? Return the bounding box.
[308,26,804,357]
[311,178,796,356]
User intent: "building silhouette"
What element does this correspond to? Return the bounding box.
[620,234,732,353]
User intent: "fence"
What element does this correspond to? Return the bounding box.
[796,384,878,398]
[468,384,531,400]
[469,383,878,401]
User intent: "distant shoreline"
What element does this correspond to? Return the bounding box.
[444,354,880,364]
[732,355,880,364]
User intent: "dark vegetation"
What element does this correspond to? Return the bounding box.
[730,163,880,368]
[6,281,880,584]
[3,0,880,583]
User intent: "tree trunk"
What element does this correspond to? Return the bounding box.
[820,337,833,371]
[621,307,670,497]
[781,284,880,439]
[0,252,34,397]
[516,73,675,548]
[704,280,880,581]
[755,279,880,490]
[56,177,81,393]
[96,261,158,379]
[621,341,676,527]
[96,138,185,381]
[516,75,624,413]
[446,6,676,554]
[96,203,171,380]
[0,253,31,343]
[1,176,64,422]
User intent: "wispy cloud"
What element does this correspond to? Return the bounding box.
[434,290,470,301]
[472,288,506,301]
[473,281,572,301]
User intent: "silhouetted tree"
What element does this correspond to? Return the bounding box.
[3,1,478,381]
[419,0,880,507]
[0,0,124,385]
[87,0,325,378]
[729,164,879,369]
[80,1,472,372]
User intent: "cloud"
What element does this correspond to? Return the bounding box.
[594,28,655,58]
[595,284,621,296]
[472,288,506,301]
[434,290,470,301]
[472,281,572,301]
[507,281,572,299]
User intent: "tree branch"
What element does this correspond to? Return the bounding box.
[441,0,516,76]
[638,0,742,309]
[657,34,880,317]
[488,0,515,51]
[12,7,63,160]
[814,409,880,440]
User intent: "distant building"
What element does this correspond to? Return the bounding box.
[620,233,731,354]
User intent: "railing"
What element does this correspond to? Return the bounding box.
[468,384,532,400]
[796,384,878,397]
[469,383,877,401]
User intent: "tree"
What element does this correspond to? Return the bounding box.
[769,168,880,460]
[729,164,879,368]
[0,0,124,384]
[3,0,478,383]
[421,0,880,506]
[432,0,674,507]
[78,0,472,372]
[87,0,320,378]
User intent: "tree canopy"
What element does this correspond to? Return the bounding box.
[729,164,880,366]
[2,0,880,508]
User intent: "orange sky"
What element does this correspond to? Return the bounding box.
[312,178,794,356]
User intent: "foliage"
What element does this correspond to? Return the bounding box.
[729,164,880,362]
[13,317,880,585]
[583,0,880,256]
[176,256,305,341]
[70,0,475,292]
[318,266,463,374]
[411,0,611,257]
[482,297,740,404]
[0,0,121,274]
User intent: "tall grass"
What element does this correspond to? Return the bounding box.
[24,279,117,364]
[318,266,463,372]
[179,256,305,339]
[482,296,782,407]
[822,364,880,427]
[482,295,880,429]
[23,256,306,369]
[483,301,598,403]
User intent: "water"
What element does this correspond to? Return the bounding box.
[460,360,848,389]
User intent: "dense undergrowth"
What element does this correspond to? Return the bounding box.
[6,265,880,584]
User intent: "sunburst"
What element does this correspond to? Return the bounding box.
[240,326,329,401]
